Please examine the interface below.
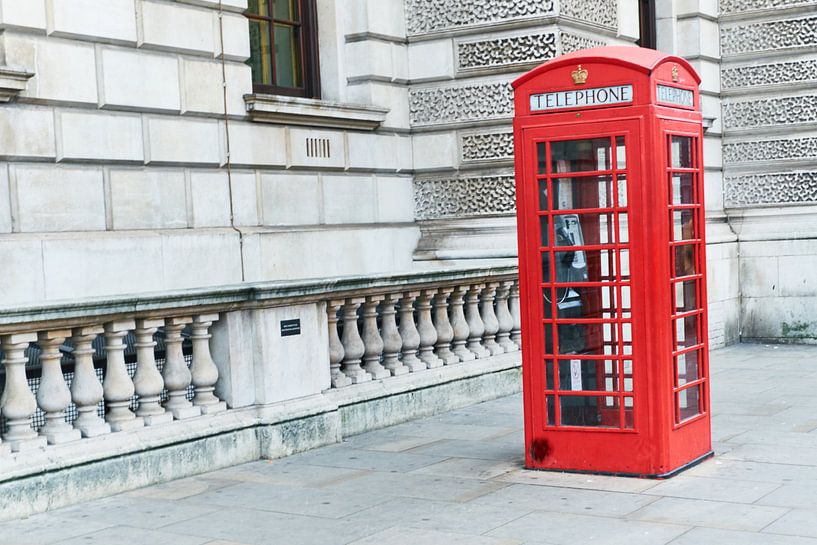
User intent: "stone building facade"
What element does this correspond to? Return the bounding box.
[0,0,815,519]
[0,0,813,342]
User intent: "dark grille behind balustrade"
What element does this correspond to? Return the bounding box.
[0,328,195,434]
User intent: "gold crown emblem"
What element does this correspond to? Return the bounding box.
[571,65,588,85]
[672,65,679,82]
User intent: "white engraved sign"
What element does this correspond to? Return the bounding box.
[656,85,694,107]
[530,84,633,111]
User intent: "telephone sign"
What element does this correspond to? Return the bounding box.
[513,46,712,478]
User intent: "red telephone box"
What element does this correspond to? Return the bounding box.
[513,46,712,477]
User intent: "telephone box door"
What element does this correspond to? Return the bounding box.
[519,119,655,474]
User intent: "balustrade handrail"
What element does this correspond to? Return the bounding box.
[0,265,519,333]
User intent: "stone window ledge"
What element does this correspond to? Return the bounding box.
[245,94,389,130]
[0,66,34,103]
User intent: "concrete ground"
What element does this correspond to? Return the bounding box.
[3,343,817,545]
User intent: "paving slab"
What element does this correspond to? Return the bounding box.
[642,475,781,503]
[763,509,817,539]
[627,497,788,532]
[669,527,817,545]
[485,510,689,545]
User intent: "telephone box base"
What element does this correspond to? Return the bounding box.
[524,450,714,480]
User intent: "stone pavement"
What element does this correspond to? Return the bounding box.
[3,343,817,545]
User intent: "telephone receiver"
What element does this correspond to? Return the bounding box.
[554,215,587,272]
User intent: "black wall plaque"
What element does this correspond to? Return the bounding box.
[281,319,301,337]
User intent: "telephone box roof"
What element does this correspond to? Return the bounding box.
[511,46,701,89]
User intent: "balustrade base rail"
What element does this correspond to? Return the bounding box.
[0,266,521,520]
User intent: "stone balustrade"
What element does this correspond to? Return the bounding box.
[328,279,521,388]
[0,266,519,484]
[0,315,225,453]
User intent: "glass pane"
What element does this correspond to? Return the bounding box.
[671,136,693,168]
[672,209,696,241]
[558,322,618,356]
[560,395,619,427]
[546,360,554,390]
[617,213,629,244]
[551,285,618,320]
[621,286,631,316]
[624,397,634,429]
[554,213,614,246]
[584,248,617,281]
[541,252,550,283]
[543,322,554,353]
[616,136,626,169]
[546,395,555,425]
[247,0,269,16]
[675,244,696,277]
[676,350,700,385]
[537,142,547,174]
[675,315,699,350]
[273,23,302,88]
[539,216,549,246]
[247,19,272,85]
[538,180,548,210]
[623,360,633,392]
[622,322,632,344]
[552,176,613,210]
[551,138,611,173]
[617,174,628,207]
[671,173,694,204]
[553,251,588,283]
[678,386,701,422]
[620,250,630,279]
[674,280,698,314]
[558,359,618,392]
[273,0,299,21]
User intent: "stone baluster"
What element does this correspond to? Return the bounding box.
[163,316,201,419]
[465,284,490,358]
[70,326,110,437]
[0,333,46,451]
[496,281,518,352]
[340,298,371,384]
[449,285,476,362]
[380,293,408,376]
[361,296,389,380]
[433,288,459,365]
[37,329,81,444]
[133,319,172,425]
[191,314,228,414]
[398,291,425,373]
[510,280,522,348]
[481,283,504,356]
[103,320,144,431]
[327,300,351,388]
[416,289,443,369]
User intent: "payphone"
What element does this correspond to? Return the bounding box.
[513,46,712,477]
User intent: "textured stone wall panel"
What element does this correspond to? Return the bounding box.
[414,176,517,219]
[404,0,555,36]
[723,137,817,164]
[723,95,817,130]
[722,60,817,89]
[409,82,514,126]
[720,17,817,56]
[461,131,515,162]
[719,0,816,15]
[457,33,557,71]
[725,171,817,206]
[560,0,617,28]
[561,32,606,53]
